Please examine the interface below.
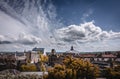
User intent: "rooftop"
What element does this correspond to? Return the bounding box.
[32,47,44,52]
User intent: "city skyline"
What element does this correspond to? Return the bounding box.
[0,0,120,52]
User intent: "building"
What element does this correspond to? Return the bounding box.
[32,47,44,54]
[30,47,45,63]
[79,54,96,62]
[63,46,79,56]
[48,49,58,66]
[94,53,116,62]
[15,52,26,61]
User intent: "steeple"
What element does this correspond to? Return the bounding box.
[66,46,79,54]
[71,46,74,51]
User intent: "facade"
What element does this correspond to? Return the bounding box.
[79,54,95,62]
[30,47,45,63]
[94,53,116,62]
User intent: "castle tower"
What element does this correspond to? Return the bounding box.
[51,49,56,55]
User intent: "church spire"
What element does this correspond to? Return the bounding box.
[71,46,74,51]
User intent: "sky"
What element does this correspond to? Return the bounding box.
[0,0,120,52]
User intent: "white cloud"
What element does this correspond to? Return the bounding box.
[0,35,13,44]
[0,11,27,36]
[55,21,120,44]
[0,0,60,48]
[0,33,41,45]
[15,33,42,45]
[0,0,120,52]
[0,35,6,41]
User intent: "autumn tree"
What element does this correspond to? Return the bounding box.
[63,56,99,79]
[45,56,100,79]
[21,64,37,71]
[37,51,48,71]
[104,65,120,79]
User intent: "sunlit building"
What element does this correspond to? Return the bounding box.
[26,47,45,63]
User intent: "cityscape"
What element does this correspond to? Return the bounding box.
[0,46,120,79]
[0,0,120,79]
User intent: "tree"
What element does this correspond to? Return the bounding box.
[39,52,48,63]
[21,64,37,71]
[104,65,120,79]
[46,64,72,79]
[37,51,48,71]
[45,56,100,79]
[63,56,100,79]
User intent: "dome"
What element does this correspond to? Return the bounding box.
[66,46,79,54]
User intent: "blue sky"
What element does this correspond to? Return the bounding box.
[53,0,120,31]
[0,0,120,52]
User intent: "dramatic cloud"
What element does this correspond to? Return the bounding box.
[55,21,120,44]
[0,0,60,47]
[0,33,41,45]
[15,33,42,45]
[0,0,120,52]
[0,35,12,44]
[0,41,11,44]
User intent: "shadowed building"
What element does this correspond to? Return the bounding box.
[48,49,57,67]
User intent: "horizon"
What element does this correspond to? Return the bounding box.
[0,0,120,52]
[0,46,120,53]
